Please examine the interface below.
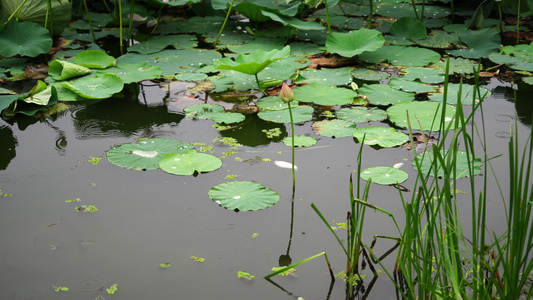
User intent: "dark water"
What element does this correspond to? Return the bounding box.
[0,78,530,300]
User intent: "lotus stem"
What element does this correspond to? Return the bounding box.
[214,0,235,46]
[82,0,96,43]
[324,0,331,34]
[117,0,123,55]
[254,74,266,95]
[288,101,295,190]
[4,0,29,24]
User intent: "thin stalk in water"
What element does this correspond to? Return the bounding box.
[214,0,235,46]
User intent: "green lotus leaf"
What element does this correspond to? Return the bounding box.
[145,0,201,7]
[0,21,53,57]
[184,104,226,120]
[401,67,444,83]
[61,74,124,99]
[351,68,390,81]
[49,60,92,80]
[414,30,461,49]
[376,3,451,19]
[159,151,222,175]
[389,77,439,93]
[415,149,482,179]
[224,37,284,54]
[359,45,441,67]
[97,62,162,84]
[523,77,533,85]
[325,28,385,58]
[488,42,533,71]
[74,50,116,69]
[107,138,194,170]
[213,46,290,75]
[361,166,408,185]
[434,57,480,74]
[257,96,299,111]
[211,112,246,124]
[261,10,325,31]
[128,35,198,54]
[312,119,356,138]
[358,84,414,106]
[429,83,491,105]
[257,105,313,123]
[174,72,208,82]
[283,135,317,147]
[298,67,353,86]
[446,28,500,59]
[353,126,408,147]
[292,83,357,106]
[208,181,280,211]
[387,101,458,131]
[0,0,71,34]
[336,107,388,123]
[390,17,427,40]
[24,85,55,106]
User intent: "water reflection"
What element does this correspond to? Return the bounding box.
[219,114,287,147]
[0,123,17,170]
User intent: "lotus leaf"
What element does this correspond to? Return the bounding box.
[74,50,116,69]
[0,21,53,57]
[226,37,286,54]
[211,112,246,124]
[336,107,388,123]
[353,126,408,148]
[213,46,290,76]
[48,60,92,80]
[325,28,385,58]
[146,0,201,7]
[209,181,280,211]
[358,84,414,106]
[446,28,500,59]
[387,101,458,131]
[283,135,317,147]
[298,67,353,86]
[389,77,439,93]
[361,166,408,185]
[128,35,197,54]
[257,96,299,111]
[429,83,491,105]
[184,104,226,120]
[159,151,222,175]
[61,74,124,99]
[312,119,356,138]
[258,105,313,124]
[97,62,162,84]
[414,30,461,49]
[107,138,194,170]
[350,68,390,81]
[0,0,71,34]
[434,57,480,74]
[390,17,427,40]
[401,67,444,83]
[359,45,441,67]
[234,0,299,23]
[488,42,533,71]
[24,85,55,106]
[174,72,208,82]
[292,83,357,106]
[415,150,482,179]
[261,11,325,31]
[376,3,451,19]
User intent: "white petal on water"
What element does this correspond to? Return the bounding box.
[274,160,298,171]
[393,163,404,169]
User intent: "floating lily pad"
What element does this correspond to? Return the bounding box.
[98,62,162,84]
[298,67,353,86]
[211,112,246,124]
[325,28,385,58]
[414,30,461,49]
[0,21,53,57]
[415,150,482,179]
[159,151,222,175]
[488,42,533,71]
[446,28,500,59]
[48,60,92,81]
[128,35,197,54]
[258,105,313,123]
[336,107,388,123]
[184,103,226,119]
[361,166,408,185]
[387,101,458,131]
[61,74,124,99]
[107,139,194,170]
[390,17,427,40]
[261,10,325,31]
[226,37,286,54]
[292,83,357,106]
[74,50,116,69]
[434,57,480,74]
[429,83,491,105]
[257,96,299,111]
[208,181,280,211]
[312,119,356,138]
[283,135,317,147]
[389,77,438,93]
[353,126,408,147]
[214,46,290,75]
[359,45,441,67]
[401,67,444,83]
[358,84,414,106]
[351,68,390,81]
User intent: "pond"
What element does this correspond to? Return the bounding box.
[0,75,531,299]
